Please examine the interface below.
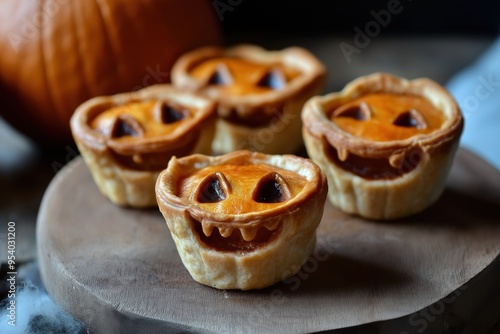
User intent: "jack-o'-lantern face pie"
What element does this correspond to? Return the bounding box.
[70,85,216,208]
[302,73,463,220]
[171,44,326,154]
[155,150,327,290]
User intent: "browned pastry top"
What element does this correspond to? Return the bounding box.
[188,57,301,95]
[330,93,446,142]
[178,164,307,214]
[91,101,194,142]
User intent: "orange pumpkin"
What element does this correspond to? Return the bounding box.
[0,0,221,146]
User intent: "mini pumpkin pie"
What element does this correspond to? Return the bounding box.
[302,73,463,220]
[155,150,327,290]
[70,85,216,208]
[171,44,326,155]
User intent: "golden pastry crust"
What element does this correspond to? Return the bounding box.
[302,73,463,220]
[155,150,328,290]
[171,44,327,154]
[70,85,217,208]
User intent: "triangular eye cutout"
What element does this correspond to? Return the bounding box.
[257,69,286,90]
[208,63,233,86]
[154,102,187,124]
[252,172,291,203]
[196,172,231,203]
[393,109,427,129]
[110,114,144,138]
[334,102,371,121]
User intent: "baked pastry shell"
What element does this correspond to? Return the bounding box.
[155,150,328,290]
[70,85,216,208]
[302,73,463,220]
[171,44,327,154]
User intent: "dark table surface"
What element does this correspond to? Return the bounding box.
[1,34,499,333]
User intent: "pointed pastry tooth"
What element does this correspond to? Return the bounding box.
[218,226,234,238]
[132,154,143,163]
[201,221,214,237]
[263,220,280,231]
[240,227,258,241]
[153,101,164,123]
[359,101,372,120]
[389,153,404,168]
[337,148,349,162]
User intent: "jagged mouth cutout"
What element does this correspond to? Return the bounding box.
[191,218,282,253]
[325,145,423,180]
[190,171,290,252]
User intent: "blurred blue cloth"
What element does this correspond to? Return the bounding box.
[447,37,500,170]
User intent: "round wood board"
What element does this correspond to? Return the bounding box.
[37,148,500,334]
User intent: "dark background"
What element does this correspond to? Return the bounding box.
[220,0,500,35]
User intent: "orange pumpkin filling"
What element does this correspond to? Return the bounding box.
[179,164,306,213]
[91,101,193,140]
[189,57,301,95]
[178,164,307,252]
[325,93,445,179]
[90,101,198,171]
[331,93,445,141]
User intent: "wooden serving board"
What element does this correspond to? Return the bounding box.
[37,149,500,334]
